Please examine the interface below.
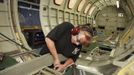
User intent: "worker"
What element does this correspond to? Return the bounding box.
[40,22,93,72]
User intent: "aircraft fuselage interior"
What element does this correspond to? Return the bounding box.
[0,0,134,75]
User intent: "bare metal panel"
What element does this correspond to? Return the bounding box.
[0,54,62,75]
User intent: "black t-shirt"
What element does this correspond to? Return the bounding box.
[40,22,82,62]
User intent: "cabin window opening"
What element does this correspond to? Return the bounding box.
[68,0,77,9]
[84,3,91,13]
[54,0,63,5]
[88,6,96,15]
[77,0,86,12]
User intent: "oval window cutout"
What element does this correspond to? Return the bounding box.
[68,0,77,9]
[77,0,86,12]
[88,6,96,15]
[84,3,91,14]
[54,0,63,5]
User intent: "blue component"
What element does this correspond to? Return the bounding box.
[18,8,41,26]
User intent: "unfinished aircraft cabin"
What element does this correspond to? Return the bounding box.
[0,0,134,75]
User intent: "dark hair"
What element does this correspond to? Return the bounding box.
[78,23,93,36]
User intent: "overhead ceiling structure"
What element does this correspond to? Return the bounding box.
[86,0,134,18]
[81,0,134,42]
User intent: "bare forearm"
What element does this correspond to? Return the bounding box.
[63,58,74,68]
[45,37,59,60]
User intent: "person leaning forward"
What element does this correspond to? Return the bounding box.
[40,22,93,72]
